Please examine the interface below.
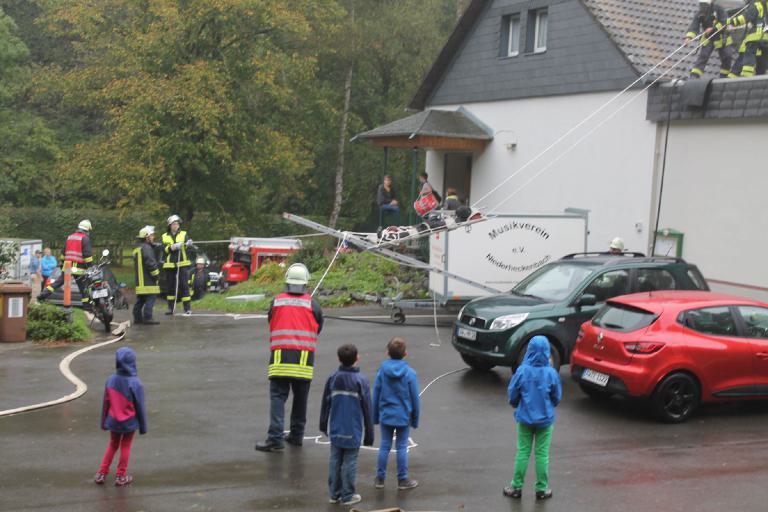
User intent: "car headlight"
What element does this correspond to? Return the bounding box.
[489,313,529,331]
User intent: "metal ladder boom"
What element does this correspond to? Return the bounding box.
[282,213,501,295]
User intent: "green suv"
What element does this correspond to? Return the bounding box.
[452,253,709,371]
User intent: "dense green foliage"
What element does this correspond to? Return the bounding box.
[194,252,428,312]
[27,303,91,342]
[0,0,468,235]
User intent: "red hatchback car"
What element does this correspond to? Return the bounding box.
[571,291,768,422]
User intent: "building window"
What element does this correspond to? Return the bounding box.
[507,15,521,57]
[533,9,548,53]
[500,14,521,58]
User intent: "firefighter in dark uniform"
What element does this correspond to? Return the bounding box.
[189,256,210,301]
[729,0,768,77]
[161,214,193,315]
[133,225,160,325]
[255,263,324,452]
[685,0,738,78]
[38,219,93,308]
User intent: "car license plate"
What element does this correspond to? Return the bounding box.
[582,368,609,387]
[456,327,476,341]
[91,289,109,299]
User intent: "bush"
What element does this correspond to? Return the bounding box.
[27,304,91,342]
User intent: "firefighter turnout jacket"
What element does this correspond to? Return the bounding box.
[267,292,324,381]
[133,242,160,295]
[729,1,767,45]
[687,4,733,49]
[161,230,191,269]
[64,229,93,275]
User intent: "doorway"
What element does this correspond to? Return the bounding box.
[443,153,472,205]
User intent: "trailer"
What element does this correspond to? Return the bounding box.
[429,209,589,302]
[0,239,42,285]
[220,237,302,284]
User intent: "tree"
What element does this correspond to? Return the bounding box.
[36,0,343,223]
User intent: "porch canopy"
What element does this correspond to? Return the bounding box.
[352,108,492,151]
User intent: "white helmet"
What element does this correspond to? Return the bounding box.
[609,237,625,251]
[285,263,310,286]
[78,219,92,232]
[138,225,155,239]
[167,214,181,226]
[195,256,206,265]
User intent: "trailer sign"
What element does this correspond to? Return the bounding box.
[429,212,588,300]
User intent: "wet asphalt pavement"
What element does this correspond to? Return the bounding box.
[2,308,768,512]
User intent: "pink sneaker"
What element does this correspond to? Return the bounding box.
[115,474,133,487]
[94,472,107,485]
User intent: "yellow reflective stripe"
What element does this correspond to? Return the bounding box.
[268,364,314,379]
[84,256,93,263]
[691,67,704,76]
[686,31,697,39]
[150,269,160,276]
[136,285,160,294]
[134,247,144,289]
[300,350,309,366]
[274,349,281,365]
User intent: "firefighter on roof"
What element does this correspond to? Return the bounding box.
[729,0,768,77]
[38,219,93,308]
[685,0,738,78]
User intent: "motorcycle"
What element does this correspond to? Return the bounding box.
[84,249,123,333]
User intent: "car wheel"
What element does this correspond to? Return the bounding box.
[579,382,612,400]
[653,372,700,423]
[515,337,562,371]
[460,353,495,371]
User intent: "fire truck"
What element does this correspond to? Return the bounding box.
[220,237,302,284]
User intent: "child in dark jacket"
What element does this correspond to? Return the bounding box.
[320,344,374,506]
[94,347,148,486]
[505,336,562,501]
[372,337,420,490]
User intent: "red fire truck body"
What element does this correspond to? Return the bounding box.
[221,237,302,283]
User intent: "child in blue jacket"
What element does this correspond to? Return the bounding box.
[319,344,373,506]
[372,337,420,490]
[505,336,562,500]
[94,347,147,487]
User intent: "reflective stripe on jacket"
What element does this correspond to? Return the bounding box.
[161,230,190,269]
[729,2,767,44]
[64,231,92,275]
[268,292,321,380]
[133,242,160,295]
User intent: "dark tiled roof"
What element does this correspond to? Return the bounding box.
[410,0,743,110]
[581,0,695,79]
[355,109,493,140]
[646,76,768,122]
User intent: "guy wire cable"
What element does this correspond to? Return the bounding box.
[484,19,742,215]
[470,3,747,211]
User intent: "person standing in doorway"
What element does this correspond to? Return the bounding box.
[255,263,324,452]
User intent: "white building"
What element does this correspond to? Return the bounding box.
[357,0,768,301]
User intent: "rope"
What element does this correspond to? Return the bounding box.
[484,18,743,215]
[311,232,349,297]
[429,289,443,347]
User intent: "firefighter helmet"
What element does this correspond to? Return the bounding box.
[138,225,155,239]
[195,256,206,265]
[285,263,310,285]
[78,219,92,232]
[167,214,182,226]
[609,237,625,251]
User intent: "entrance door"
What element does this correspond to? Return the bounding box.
[443,153,472,206]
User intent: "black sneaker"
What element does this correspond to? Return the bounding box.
[374,477,385,489]
[283,433,303,446]
[254,440,284,452]
[397,478,418,490]
[536,490,553,500]
[503,486,522,499]
[165,310,174,316]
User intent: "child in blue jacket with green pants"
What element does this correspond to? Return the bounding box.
[505,335,562,500]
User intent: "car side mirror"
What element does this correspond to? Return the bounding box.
[576,294,597,307]
[102,249,110,257]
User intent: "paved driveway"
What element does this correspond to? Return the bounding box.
[2,310,768,511]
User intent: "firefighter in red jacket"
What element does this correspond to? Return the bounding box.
[255,263,324,452]
[38,219,93,308]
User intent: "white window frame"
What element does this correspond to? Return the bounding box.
[507,15,521,57]
[533,9,548,53]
